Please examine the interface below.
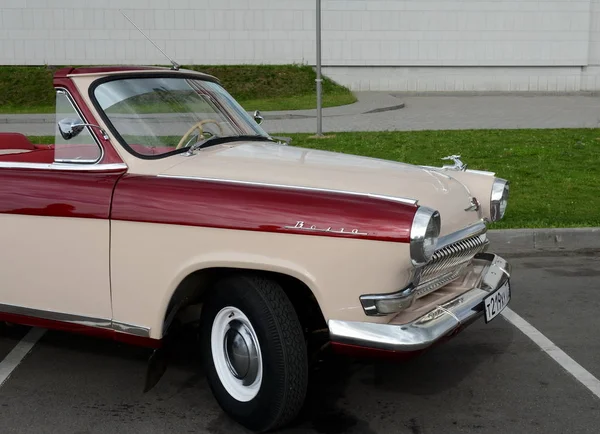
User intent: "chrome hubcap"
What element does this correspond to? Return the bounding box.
[223,320,259,385]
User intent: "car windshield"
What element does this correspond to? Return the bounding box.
[92,75,271,158]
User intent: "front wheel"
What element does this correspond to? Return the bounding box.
[199,274,308,432]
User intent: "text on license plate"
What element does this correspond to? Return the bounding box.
[483,281,511,323]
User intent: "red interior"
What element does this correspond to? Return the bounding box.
[0,133,54,163]
[0,133,177,161]
[0,133,105,163]
[0,133,36,151]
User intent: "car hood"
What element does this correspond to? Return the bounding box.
[160,141,484,236]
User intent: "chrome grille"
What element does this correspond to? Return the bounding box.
[414,231,488,298]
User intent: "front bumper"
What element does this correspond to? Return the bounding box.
[328,253,511,353]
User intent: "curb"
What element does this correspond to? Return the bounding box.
[362,102,406,114]
[487,227,600,255]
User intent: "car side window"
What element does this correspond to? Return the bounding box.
[54,90,102,163]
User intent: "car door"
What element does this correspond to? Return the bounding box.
[0,88,125,328]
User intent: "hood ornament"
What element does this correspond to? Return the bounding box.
[442,155,467,171]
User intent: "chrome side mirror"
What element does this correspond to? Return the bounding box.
[253,110,264,125]
[58,117,109,140]
[58,118,85,140]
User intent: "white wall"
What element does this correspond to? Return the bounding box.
[0,0,599,91]
[582,0,600,90]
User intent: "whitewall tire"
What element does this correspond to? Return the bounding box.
[200,274,308,432]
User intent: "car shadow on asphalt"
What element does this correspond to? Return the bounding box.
[0,323,31,360]
[14,317,514,434]
[279,320,514,434]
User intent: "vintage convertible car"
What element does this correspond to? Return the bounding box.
[0,65,511,432]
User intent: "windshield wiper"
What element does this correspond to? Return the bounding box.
[184,135,277,155]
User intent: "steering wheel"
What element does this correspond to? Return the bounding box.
[175,119,225,150]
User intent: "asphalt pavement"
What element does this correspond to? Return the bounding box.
[1,251,599,434]
[4,91,600,135]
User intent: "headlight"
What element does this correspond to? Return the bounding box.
[410,206,441,267]
[490,178,510,221]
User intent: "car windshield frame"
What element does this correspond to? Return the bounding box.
[88,71,273,160]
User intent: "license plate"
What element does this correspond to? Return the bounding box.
[483,280,511,323]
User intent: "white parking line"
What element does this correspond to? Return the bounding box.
[502,307,600,399]
[0,327,46,388]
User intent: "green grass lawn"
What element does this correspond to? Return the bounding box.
[27,128,600,229]
[0,64,356,114]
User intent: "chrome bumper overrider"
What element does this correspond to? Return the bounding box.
[329,253,511,353]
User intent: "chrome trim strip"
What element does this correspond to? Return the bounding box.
[157,174,419,206]
[0,162,128,171]
[0,303,150,337]
[55,158,101,164]
[0,303,111,327]
[436,221,487,250]
[112,321,152,337]
[329,253,511,352]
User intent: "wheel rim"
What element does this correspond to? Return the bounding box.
[211,306,263,402]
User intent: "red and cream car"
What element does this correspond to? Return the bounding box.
[0,66,511,432]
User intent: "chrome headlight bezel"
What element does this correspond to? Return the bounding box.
[410,206,441,267]
[490,178,510,221]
